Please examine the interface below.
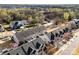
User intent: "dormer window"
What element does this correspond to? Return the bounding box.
[36,36,39,38]
[50,33,54,40]
[55,33,59,37]
[35,42,41,49]
[59,31,63,35]
[63,29,65,33]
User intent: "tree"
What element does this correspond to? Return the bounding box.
[64,12,70,21]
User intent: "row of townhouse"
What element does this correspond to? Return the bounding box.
[2,19,79,55]
[2,26,49,55]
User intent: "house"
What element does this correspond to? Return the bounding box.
[0,24,4,32]
[46,22,72,48]
[2,19,78,55]
[32,37,46,55]
[3,41,36,55]
[72,19,79,28]
[9,20,27,30]
[3,36,46,55]
[12,26,46,44]
[44,12,63,23]
[21,42,36,55]
[70,20,77,29]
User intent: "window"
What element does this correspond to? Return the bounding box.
[63,29,65,33]
[15,22,18,25]
[19,41,24,46]
[65,28,69,32]
[11,36,15,43]
[16,53,19,55]
[75,22,77,24]
[36,42,41,49]
[55,33,59,37]
[45,32,48,34]
[38,49,42,52]
[27,47,33,55]
[31,50,36,54]
[50,41,54,45]
[36,36,39,38]
[50,33,54,40]
[43,47,47,51]
[59,31,63,35]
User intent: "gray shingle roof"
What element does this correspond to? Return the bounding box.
[3,47,25,55]
[3,42,36,55]
[14,26,46,42]
[21,42,35,55]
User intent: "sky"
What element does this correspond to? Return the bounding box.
[0,0,79,4]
